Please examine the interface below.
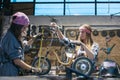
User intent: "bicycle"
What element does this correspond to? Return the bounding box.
[31,26,93,76]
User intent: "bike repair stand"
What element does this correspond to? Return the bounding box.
[65,67,91,80]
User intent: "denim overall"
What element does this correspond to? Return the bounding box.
[0,30,24,76]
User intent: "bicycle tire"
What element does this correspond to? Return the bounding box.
[72,57,93,76]
[32,57,51,75]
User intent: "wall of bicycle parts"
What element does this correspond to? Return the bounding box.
[2,16,120,27]
[24,25,120,67]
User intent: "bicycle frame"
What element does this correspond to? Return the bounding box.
[32,27,93,75]
[42,28,75,66]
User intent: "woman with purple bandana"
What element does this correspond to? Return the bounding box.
[0,12,42,76]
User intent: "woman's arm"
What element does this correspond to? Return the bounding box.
[13,59,42,72]
[51,23,78,48]
[50,22,65,39]
[81,43,94,59]
[14,59,32,71]
[50,22,95,59]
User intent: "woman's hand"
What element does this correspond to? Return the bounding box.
[50,22,60,33]
[50,22,57,26]
[50,22,58,28]
[71,40,83,46]
[31,67,42,73]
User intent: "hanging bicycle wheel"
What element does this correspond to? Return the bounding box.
[32,57,51,75]
[72,57,93,76]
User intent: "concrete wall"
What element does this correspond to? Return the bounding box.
[3,15,120,28]
[29,16,120,26]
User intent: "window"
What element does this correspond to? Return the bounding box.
[66,0,94,2]
[97,3,120,15]
[66,3,95,15]
[97,0,120,2]
[11,0,33,2]
[10,0,120,16]
[36,0,63,2]
[35,4,63,15]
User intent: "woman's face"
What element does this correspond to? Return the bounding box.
[79,28,87,40]
[21,25,28,37]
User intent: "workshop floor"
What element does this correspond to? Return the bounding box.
[0,66,120,80]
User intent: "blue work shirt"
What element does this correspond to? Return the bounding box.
[0,30,24,76]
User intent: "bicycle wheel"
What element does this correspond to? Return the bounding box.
[32,57,51,75]
[72,57,93,76]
